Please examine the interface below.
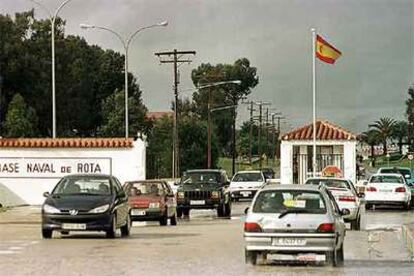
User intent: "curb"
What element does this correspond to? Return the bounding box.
[402,224,414,258]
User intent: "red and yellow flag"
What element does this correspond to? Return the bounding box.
[316,35,342,64]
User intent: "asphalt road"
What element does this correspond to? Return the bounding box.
[0,203,413,276]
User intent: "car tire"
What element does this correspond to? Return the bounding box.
[170,213,177,226]
[245,249,257,265]
[351,216,360,231]
[159,214,168,226]
[365,203,371,210]
[120,214,131,236]
[224,202,232,217]
[403,202,411,210]
[183,208,190,218]
[176,208,183,218]
[217,204,225,217]
[42,229,52,239]
[336,245,344,266]
[106,215,117,238]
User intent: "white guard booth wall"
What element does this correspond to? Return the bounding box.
[0,138,146,205]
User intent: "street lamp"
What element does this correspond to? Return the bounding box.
[30,0,74,138]
[197,80,241,169]
[80,21,168,138]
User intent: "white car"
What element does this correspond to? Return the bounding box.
[229,170,266,201]
[365,173,412,210]
[244,184,347,266]
[305,177,363,230]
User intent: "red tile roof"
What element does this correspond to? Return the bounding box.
[147,111,173,121]
[0,138,134,148]
[282,120,356,141]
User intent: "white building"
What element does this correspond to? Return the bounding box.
[0,138,146,205]
[280,120,357,184]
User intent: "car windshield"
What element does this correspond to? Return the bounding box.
[233,172,263,182]
[126,182,165,196]
[306,179,350,190]
[370,175,404,184]
[380,168,411,179]
[181,172,220,184]
[52,176,112,195]
[253,190,326,214]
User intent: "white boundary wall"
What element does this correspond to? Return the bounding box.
[0,139,145,205]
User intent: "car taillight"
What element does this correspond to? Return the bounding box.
[244,222,262,232]
[338,196,356,202]
[317,223,335,233]
[395,187,406,193]
[366,186,377,192]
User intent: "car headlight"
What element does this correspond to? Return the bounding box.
[149,202,160,209]
[211,191,220,199]
[43,204,61,214]
[88,204,110,214]
[177,192,185,199]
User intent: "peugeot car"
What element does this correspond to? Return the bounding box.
[41,174,131,239]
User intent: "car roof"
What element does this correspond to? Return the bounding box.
[378,167,410,170]
[370,173,404,177]
[125,179,167,184]
[64,174,113,178]
[260,184,321,192]
[185,169,224,173]
[234,170,262,174]
[306,177,348,181]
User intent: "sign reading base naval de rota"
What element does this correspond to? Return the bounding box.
[0,138,146,205]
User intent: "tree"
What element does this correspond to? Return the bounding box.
[100,89,149,137]
[369,117,396,155]
[190,58,259,155]
[359,130,381,158]
[3,93,38,137]
[392,120,408,154]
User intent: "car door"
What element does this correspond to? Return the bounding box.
[112,177,128,226]
[325,189,346,247]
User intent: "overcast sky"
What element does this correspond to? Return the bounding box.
[1,0,413,133]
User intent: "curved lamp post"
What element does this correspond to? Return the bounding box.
[30,0,74,138]
[80,21,168,138]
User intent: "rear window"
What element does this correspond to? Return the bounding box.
[252,190,326,214]
[370,175,404,184]
[232,173,263,182]
[380,169,411,179]
[306,179,350,190]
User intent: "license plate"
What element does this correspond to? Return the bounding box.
[380,189,392,192]
[272,238,306,246]
[62,223,86,230]
[240,191,251,197]
[297,254,325,262]
[190,200,205,205]
[131,209,146,216]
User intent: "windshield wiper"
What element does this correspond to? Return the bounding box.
[278,209,311,218]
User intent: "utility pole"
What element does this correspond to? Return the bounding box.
[155,49,196,178]
[255,101,271,169]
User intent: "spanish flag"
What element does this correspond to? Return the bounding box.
[316,35,342,64]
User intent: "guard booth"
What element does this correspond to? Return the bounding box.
[280,120,357,184]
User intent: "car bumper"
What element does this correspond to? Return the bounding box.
[365,192,409,205]
[42,212,113,231]
[244,232,338,253]
[230,189,258,199]
[130,208,164,221]
[177,198,222,209]
[337,204,359,221]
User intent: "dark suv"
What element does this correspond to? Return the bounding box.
[176,169,232,218]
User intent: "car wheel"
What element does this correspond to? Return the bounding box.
[120,214,131,236]
[106,215,116,238]
[245,249,257,265]
[336,245,344,266]
[170,213,177,226]
[42,229,52,239]
[351,216,360,231]
[183,208,190,218]
[176,208,183,218]
[403,201,411,210]
[217,204,225,217]
[159,214,168,226]
[365,203,371,210]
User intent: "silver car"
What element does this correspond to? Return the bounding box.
[244,184,347,266]
[305,177,363,230]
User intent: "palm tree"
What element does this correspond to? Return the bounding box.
[392,120,408,154]
[360,130,381,157]
[369,117,396,156]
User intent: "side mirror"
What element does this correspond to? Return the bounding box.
[244,207,249,215]
[341,208,351,216]
[118,191,126,198]
[43,192,50,198]
[357,193,365,198]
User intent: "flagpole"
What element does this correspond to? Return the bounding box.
[311,28,317,178]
